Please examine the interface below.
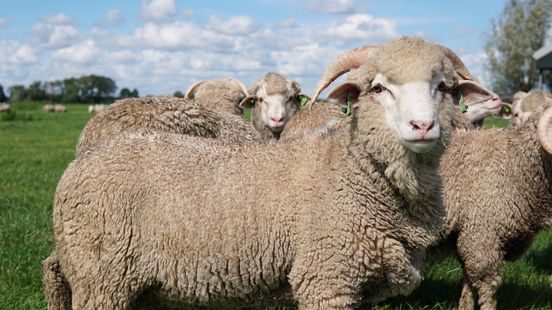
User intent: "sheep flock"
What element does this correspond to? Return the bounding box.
[42,36,552,310]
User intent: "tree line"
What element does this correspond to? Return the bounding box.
[0,75,139,104]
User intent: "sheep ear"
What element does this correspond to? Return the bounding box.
[185,80,207,99]
[455,80,499,106]
[327,82,361,108]
[239,95,257,109]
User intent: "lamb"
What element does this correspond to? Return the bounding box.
[509,89,552,129]
[76,95,261,156]
[185,77,249,115]
[238,72,306,140]
[46,37,458,309]
[0,103,10,113]
[436,103,552,310]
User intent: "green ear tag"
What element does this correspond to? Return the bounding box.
[458,91,468,113]
[249,98,256,106]
[299,95,309,108]
[502,105,511,114]
[341,92,353,116]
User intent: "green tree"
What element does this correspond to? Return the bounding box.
[485,0,552,96]
[119,87,131,98]
[27,81,46,101]
[130,88,139,98]
[8,85,27,102]
[173,90,184,98]
[62,78,80,103]
[0,84,7,102]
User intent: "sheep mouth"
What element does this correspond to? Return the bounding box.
[401,138,439,153]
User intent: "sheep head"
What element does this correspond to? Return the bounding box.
[239,72,307,133]
[326,37,456,154]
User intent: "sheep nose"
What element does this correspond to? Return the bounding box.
[410,120,434,135]
[271,115,283,123]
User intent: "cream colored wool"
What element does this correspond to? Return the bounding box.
[47,37,455,309]
[76,96,261,156]
[510,90,552,129]
[437,107,552,310]
[186,78,248,116]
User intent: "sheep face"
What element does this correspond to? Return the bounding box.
[328,38,456,154]
[240,73,302,134]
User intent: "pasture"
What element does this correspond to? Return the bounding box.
[0,103,550,309]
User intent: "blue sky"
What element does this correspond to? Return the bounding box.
[0,1,523,96]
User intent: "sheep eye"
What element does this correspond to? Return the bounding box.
[371,84,384,93]
[438,81,448,92]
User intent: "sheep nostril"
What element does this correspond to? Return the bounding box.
[410,120,434,134]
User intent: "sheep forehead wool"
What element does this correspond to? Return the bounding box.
[193,78,247,106]
[257,72,295,96]
[367,37,456,85]
[520,90,552,112]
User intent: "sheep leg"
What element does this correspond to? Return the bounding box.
[42,252,72,310]
[458,277,475,310]
[457,233,501,310]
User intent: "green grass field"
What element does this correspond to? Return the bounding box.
[0,104,550,309]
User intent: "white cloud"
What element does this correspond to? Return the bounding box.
[459,52,489,85]
[207,15,258,36]
[52,39,101,64]
[10,44,38,64]
[277,18,298,29]
[41,13,73,25]
[271,43,340,78]
[121,22,239,50]
[32,14,79,48]
[182,8,195,17]
[325,14,398,42]
[307,0,361,14]
[140,0,176,22]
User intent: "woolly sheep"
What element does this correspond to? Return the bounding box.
[43,104,66,113]
[76,95,261,156]
[238,72,306,141]
[435,104,552,310]
[88,104,107,114]
[46,37,458,309]
[185,77,249,115]
[0,103,10,113]
[43,104,55,112]
[510,89,552,129]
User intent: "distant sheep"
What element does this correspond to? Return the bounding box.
[43,104,66,113]
[239,72,306,141]
[47,37,457,309]
[88,104,107,114]
[0,103,10,113]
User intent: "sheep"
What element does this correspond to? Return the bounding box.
[0,103,10,113]
[238,72,306,141]
[185,77,249,115]
[88,104,107,114]
[46,37,459,309]
[510,89,552,129]
[43,104,67,113]
[76,95,261,156]
[435,103,552,310]
[43,104,55,112]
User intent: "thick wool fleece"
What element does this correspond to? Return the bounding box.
[279,101,349,142]
[76,96,260,155]
[49,37,454,309]
[190,78,247,115]
[437,113,552,310]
